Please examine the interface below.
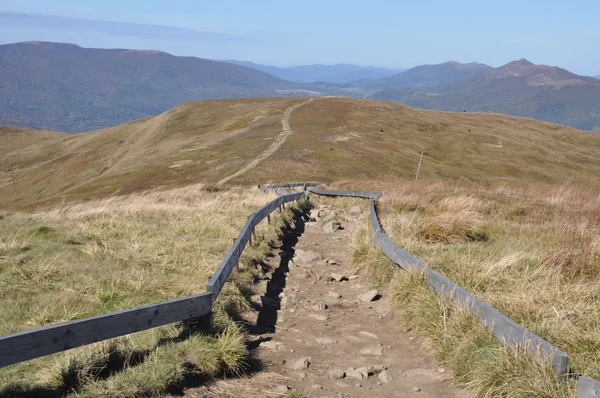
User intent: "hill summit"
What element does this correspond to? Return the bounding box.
[2,97,600,210]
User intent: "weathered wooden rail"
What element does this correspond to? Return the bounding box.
[0,185,319,369]
[2,181,598,396]
[296,185,595,397]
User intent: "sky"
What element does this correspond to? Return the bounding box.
[0,0,599,75]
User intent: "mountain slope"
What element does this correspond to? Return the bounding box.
[0,41,304,132]
[372,60,600,132]
[2,97,600,210]
[354,61,493,91]
[222,61,405,83]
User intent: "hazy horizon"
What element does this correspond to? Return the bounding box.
[1,0,599,76]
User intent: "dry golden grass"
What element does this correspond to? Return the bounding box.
[243,97,600,188]
[0,183,302,396]
[0,98,302,210]
[349,179,600,397]
[3,97,600,210]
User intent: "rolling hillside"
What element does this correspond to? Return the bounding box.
[0,42,311,132]
[2,97,600,210]
[372,59,600,132]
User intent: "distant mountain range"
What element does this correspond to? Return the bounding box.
[371,59,600,132]
[0,41,316,131]
[596,75,600,79]
[221,61,405,84]
[351,61,493,92]
[1,41,600,133]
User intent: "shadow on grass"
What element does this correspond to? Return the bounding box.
[0,385,63,398]
[0,204,310,397]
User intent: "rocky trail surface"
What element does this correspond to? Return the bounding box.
[184,201,465,397]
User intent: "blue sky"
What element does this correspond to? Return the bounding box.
[1,0,599,75]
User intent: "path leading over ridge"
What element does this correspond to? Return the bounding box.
[185,200,464,397]
[215,98,315,185]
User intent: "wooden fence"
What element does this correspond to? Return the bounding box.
[1,181,598,397]
[0,188,315,368]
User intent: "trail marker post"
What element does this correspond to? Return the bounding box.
[415,152,424,182]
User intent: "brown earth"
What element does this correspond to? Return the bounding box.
[182,199,465,397]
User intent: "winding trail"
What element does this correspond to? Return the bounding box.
[215,98,315,185]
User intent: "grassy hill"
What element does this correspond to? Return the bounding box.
[0,42,307,132]
[372,59,600,132]
[2,96,600,397]
[2,97,600,211]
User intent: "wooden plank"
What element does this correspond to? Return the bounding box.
[577,376,600,397]
[206,192,305,299]
[0,292,212,368]
[307,185,571,375]
[307,187,382,200]
[372,223,570,375]
[369,200,382,233]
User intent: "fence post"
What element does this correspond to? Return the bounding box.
[232,237,239,272]
[267,213,271,224]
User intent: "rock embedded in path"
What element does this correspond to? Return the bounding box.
[260,341,286,351]
[313,303,328,311]
[359,331,379,339]
[315,337,336,344]
[328,369,346,379]
[323,221,342,234]
[349,206,363,215]
[309,313,329,321]
[328,291,342,298]
[346,367,370,379]
[294,249,323,263]
[321,210,337,223]
[359,289,380,302]
[378,369,403,383]
[287,357,310,371]
[330,273,347,282]
[360,344,384,356]
[281,292,300,307]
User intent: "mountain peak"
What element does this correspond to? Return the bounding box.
[516,58,533,65]
[502,58,534,68]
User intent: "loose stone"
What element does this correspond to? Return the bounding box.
[328,369,346,379]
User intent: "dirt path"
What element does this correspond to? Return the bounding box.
[186,201,465,397]
[215,98,314,185]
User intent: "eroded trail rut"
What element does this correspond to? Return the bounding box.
[186,203,465,397]
[215,99,314,185]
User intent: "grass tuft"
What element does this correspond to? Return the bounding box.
[347,181,599,396]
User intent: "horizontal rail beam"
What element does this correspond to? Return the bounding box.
[577,376,600,397]
[0,188,306,368]
[304,184,570,376]
[206,191,305,299]
[0,292,212,368]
